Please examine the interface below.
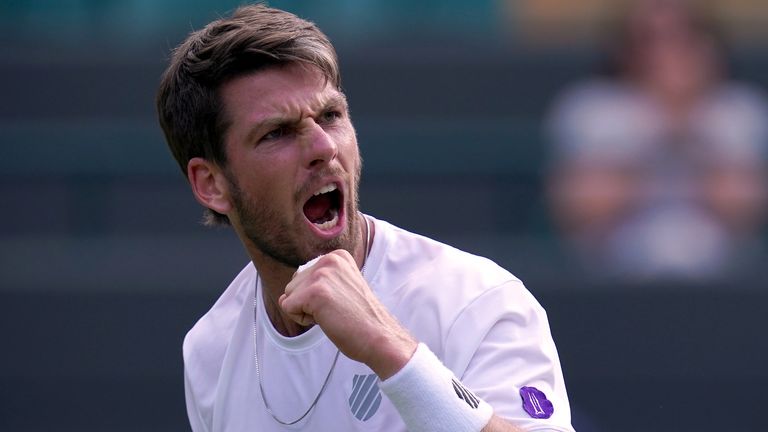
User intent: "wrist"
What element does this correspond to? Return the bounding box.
[365,331,418,380]
[378,343,493,431]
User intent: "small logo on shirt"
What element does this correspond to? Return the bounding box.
[452,378,480,409]
[520,386,554,419]
[349,374,382,421]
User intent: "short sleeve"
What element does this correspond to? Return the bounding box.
[692,84,768,164]
[443,281,575,432]
[546,79,662,166]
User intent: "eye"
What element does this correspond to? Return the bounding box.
[319,109,343,125]
[261,126,287,142]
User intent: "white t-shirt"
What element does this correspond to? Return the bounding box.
[184,216,574,431]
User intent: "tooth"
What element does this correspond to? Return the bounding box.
[314,209,339,230]
[313,183,337,196]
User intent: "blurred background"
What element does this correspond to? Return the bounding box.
[1,0,767,430]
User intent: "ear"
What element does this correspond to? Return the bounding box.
[187,157,233,216]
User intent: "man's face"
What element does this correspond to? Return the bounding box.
[219,63,361,268]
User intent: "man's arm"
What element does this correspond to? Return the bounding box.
[483,415,525,431]
[280,250,549,432]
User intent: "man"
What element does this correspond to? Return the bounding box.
[157,4,574,431]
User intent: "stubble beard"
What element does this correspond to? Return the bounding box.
[227,168,362,269]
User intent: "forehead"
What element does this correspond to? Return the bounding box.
[220,64,342,126]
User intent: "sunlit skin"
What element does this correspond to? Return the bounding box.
[188,64,362,332]
[187,63,523,431]
[220,65,362,270]
[186,63,417,373]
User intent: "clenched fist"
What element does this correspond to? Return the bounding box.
[279,250,417,379]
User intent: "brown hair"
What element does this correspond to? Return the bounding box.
[156,3,341,225]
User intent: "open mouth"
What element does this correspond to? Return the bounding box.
[303,183,343,231]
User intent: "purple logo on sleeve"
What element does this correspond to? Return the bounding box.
[520,386,554,419]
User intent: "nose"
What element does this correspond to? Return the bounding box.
[304,120,338,169]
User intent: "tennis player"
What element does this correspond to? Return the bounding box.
[157,4,575,431]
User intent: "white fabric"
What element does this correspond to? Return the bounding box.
[379,343,493,431]
[548,79,768,166]
[183,216,575,431]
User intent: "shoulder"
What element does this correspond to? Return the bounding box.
[369,218,553,373]
[714,82,768,106]
[695,82,768,158]
[547,78,657,160]
[708,83,768,120]
[368,217,538,335]
[548,78,638,119]
[183,262,255,389]
[371,218,519,294]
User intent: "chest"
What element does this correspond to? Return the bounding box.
[209,322,406,432]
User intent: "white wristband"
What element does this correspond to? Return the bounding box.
[379,343,493,432]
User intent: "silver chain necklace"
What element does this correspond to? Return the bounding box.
[252,214,372,425]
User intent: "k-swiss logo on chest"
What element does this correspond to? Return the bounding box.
[348,374,382,421]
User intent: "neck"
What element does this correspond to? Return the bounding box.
[259,266,312,336]
[253,213,372,337]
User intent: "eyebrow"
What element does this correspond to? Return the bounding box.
[243,93,349,144]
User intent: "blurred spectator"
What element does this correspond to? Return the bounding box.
[546,0,768,281]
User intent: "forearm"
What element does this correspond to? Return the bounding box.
[549,167,638,234]
[702,167,767,232]
[482,415,526,432]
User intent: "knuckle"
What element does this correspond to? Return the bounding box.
[307,282,331,303]
[313,266,333,282]
[323,252,342,266]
